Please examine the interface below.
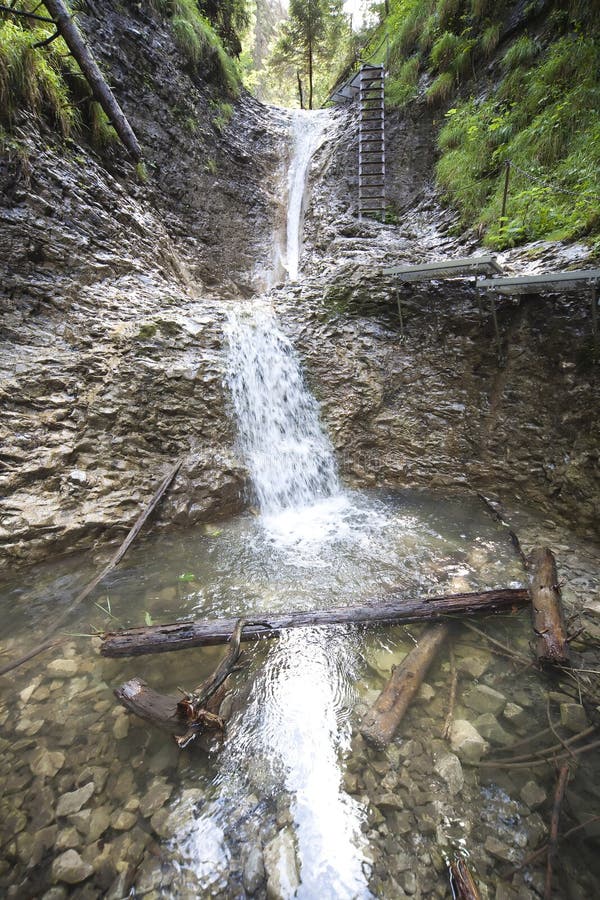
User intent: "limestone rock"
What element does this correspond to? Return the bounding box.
[51,849,94,884]
[47,659,78,678]
[30,747,65,778]
[264,827,299,899]
[56,782,94,818]
[474,713,513,746]
[450,719,489,764]
[463,684,507,716]
[560,703,588,733]
[520,781,546,810]
[433,753,464,796]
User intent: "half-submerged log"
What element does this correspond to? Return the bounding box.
[101,587,530,657]
[360,623,449,748]
[114,618,246,749]
[529,548,570,668]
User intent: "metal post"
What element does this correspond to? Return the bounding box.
[591,281,598,341]
[489,292,502,359]
[395,286,405,340]
[501,160,511,222]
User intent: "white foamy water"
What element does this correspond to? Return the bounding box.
[225,305,340,520]
[286,109,331,281]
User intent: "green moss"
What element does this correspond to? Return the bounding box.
[137,323,158,339]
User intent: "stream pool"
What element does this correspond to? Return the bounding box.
[2,489,599,898]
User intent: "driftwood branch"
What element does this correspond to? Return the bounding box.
[360,623,449,748]
[100,587,530,658]
[42,0,142,159]
[0,459,182,677]
[544,764,570,900]
[115,618,246,749]
[529,548,570,668]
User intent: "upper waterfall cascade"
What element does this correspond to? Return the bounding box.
[286,109,331,282]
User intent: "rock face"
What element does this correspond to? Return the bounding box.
[0,2,287,573]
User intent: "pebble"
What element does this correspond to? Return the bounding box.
[47,659,78,678]
[111,810,138,831]
[484,836,518,864]
[560,702,588,733]
[51,849,94,884]
[56,782,95,818]
[463,684,507,716]
[520,781,546,809]
[433,753,464,796]
[113,716,130,740]
[30,748,65,778]
[450,719,489,764]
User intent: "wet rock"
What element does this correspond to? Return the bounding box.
[113,716,130,740]
[30,748,65,778]
[400,870,417,895]
[56,783,94,818]
[47,659,78,678]
[560,702,588,733]
[88,806,111,842]
[264,827,300,899]
[474,713,513,746]
[416,682,435,702]
[77,766,108,794]
[463,684,507,716]
[111,810,138,831]
[450,720,488,764]
[20,677,43,704]
[523,812,546,847]
[56,827,81,851]
[242,842,265,895]
[68,809,92,836]
[503,702,528,729]
[484,836,518,864]
[433,752,464,796]
[520,781,546,810]
[376,793,404,812]
[51,849,93,884]
[141,778,172,818]
[41,889,68,900]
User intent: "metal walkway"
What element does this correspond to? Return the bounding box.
[383,257,600,351]
[358,64,385,219]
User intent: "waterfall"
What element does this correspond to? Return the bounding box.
[286,109,331,281]
[225,306,340,519]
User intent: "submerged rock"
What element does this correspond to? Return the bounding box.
[463,685,507,716]
[450,720,489,764]
[30,748,65,778]
[264,827,299,899]
[51,849,93,884]
[433,753,464,796]
[56,782,94,818]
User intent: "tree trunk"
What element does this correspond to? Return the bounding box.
[297,70,304,109]
[43,0,142,159]
[529,548,570,668]
[360,623,449,748]
[308,32,313,109]
[100,587,530,657]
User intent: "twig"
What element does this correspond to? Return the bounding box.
[459,620,531,665]
[0,458,183,677]
[546,697,577,762]
[442,641,457,740]
[545,764,570,900]
[493,726,596,764]
[476,493,529,569]
[0,638,66,678]
[507,817,600,874]
[473,737,600,769]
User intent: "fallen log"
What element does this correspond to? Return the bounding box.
[529,548,570,668]
[115,618,246,749]
[101,587,530,658]
[360,623,449,748]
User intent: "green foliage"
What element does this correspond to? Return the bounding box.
[135,160,149,182]
[385,54,419,107]
[0,19,76,136]
[480,23,501,57]
[211,100,233,132]
[426,71,455,104]
[501,34,539,70]
[148,0,241,96]
[435,34,600,248]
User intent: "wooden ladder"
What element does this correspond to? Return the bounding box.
[358,64,385,220]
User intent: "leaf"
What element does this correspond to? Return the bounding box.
[144,611,154,626]
[178,572,196,582]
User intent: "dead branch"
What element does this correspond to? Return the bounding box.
[101,587,530,658]
[360,623,449,748]
[544,764,570,900]
[529,548,570,668]
[0,3,54,22]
